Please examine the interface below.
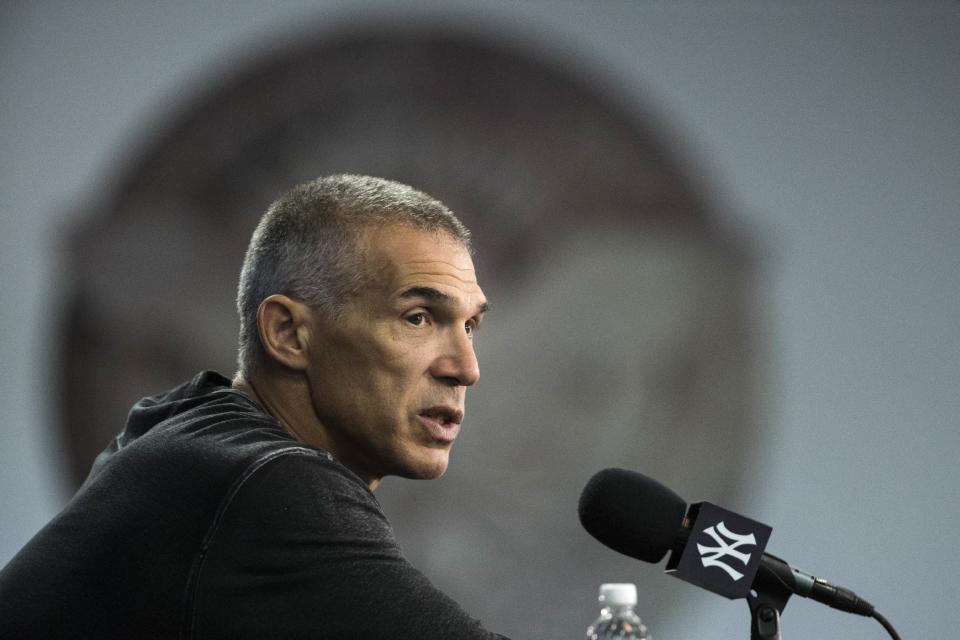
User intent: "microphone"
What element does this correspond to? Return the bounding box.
[577,468,874,617]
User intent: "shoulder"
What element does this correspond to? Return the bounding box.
[190,450,510,640]
[112,380,309,484]
[78,378,336,539]
[210,449,391,546]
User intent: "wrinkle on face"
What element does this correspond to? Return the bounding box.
[300,224,487,488]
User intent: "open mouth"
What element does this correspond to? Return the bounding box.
[417,406,463,443]
[419,406,463,427]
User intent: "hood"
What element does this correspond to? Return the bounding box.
[82,371,235,487]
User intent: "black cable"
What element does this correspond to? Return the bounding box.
[871,610,901,640]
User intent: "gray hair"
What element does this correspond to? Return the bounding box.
[236,174,471,375]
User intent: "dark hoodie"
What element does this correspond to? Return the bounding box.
[0,372,505,639]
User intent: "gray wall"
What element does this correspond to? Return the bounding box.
[2,2,957,638]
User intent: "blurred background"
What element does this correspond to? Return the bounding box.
[1,2,957,638]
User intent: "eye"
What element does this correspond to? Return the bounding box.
[406,312,428,327]
[465,320,477,337]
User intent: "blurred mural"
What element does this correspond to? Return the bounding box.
[58,29,759,638]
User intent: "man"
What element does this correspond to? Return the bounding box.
[0,175,505,639]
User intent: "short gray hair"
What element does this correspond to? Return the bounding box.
[236,174,471,375]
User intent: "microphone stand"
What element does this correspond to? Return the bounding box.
[746,562,793,640]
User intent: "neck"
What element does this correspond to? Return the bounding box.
[231,369,382,492]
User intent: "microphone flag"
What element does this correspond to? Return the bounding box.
[665,501,773,599]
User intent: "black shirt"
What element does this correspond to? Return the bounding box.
[0,372,506,639]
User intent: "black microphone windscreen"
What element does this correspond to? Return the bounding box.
[578,468,687,563]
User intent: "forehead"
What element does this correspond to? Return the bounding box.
[360,225,485,307]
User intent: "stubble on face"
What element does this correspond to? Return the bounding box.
[302,224,487,489]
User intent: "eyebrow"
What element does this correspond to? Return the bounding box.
[399,286,490,315]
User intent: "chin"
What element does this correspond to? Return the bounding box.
[400,452,450,480]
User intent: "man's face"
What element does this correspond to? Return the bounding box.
[305,224,487,486]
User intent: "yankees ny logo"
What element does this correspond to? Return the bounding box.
[696,521,757,581]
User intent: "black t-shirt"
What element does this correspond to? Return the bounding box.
[0,372,507,639]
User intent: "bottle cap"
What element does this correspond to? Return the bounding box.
[599,583,637,607]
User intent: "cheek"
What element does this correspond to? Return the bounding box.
[355,328,437,405]
[376,357,434,412]
[375,360,422,401]
[378,335,429,376]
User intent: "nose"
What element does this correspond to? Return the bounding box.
[431,328,480,387]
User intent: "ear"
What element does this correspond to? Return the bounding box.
[256,294,313,371]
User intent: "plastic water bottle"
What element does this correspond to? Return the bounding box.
[585,583,651,640]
